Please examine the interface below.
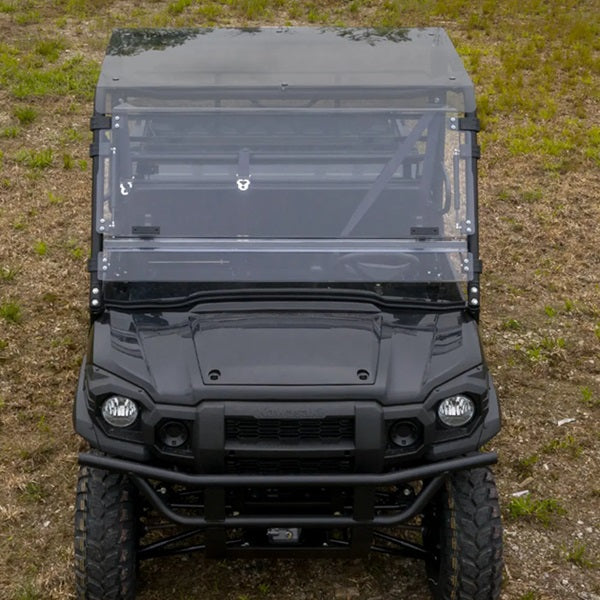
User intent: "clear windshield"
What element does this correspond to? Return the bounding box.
[97,98,475,285]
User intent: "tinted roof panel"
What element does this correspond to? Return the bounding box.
[95,27,475,112]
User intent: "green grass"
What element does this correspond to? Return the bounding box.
[33,240,47,256]
[501,318,522,331]
[13,105,37,125]
[580,386,598,407]
[514,454,539,478]
[62,153,74,169]
[34,38,66,61]
[12,581,44,600]
[564,541,596,568]
[0,1,18,13]
[542,434,582,458]
[14,9,41,25]
[507,494,566,527]
[15,148,53,169]
[167,0,193,16]
[47,191,63,205]
[0,300,23,323]
[0,125,19,138]
[0,45,99,101]
[21,480,44,503]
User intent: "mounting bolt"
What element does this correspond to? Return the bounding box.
[99,226,105,231]
[92,287,99,295]
[91,299,100,307]
[470,287,478,294]
[100,218,106,224]
[102,265,108,271]
[470,298,479,306]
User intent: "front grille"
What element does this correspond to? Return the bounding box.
[225,456,354,475]
[225,417,354,444]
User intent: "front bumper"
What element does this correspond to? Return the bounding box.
[79,450,497,528]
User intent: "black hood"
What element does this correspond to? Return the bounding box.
[89,301,485,406]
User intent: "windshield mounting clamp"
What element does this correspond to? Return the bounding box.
[458,116,480,132]
[90,115,112,131]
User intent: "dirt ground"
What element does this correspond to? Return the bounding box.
[0,2,598,599]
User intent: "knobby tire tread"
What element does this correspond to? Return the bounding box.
[74,464,137,600]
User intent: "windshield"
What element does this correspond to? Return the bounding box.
[96,98,475,289]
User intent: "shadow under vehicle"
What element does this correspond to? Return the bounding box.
[74,27,503,600]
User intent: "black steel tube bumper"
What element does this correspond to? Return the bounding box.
[78,451,497,528]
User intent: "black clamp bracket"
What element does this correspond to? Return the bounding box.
[90,115,112,131]
[458,116,480,132]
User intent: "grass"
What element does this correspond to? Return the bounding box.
[33,241,47,256]
[563,541,596,568]
[0,45,99,100]
[47,192,63,205]
[507,495,567,527]
[15,148,53,169]
[580,386,598,407]
[62,153,74,169]
[513,454,539,479]
[1,125,19,138]
[34,38,66,61]
[542,435,582,458]
[13,105,37,125]
[0,300,23,323]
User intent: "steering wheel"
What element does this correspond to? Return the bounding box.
[333,252,421,281]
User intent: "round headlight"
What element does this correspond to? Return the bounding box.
[101,395,139,428]
[437,395,475,427]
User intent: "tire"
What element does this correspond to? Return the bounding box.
[424,467,503,600]
[74,461,138,600]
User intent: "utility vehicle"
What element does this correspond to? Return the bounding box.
[74,27,503,600]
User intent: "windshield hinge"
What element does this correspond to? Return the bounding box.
[90,115,112,131]
[458,116,480,132]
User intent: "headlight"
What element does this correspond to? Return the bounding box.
[437,395,475,427]
[101,395,139,428]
